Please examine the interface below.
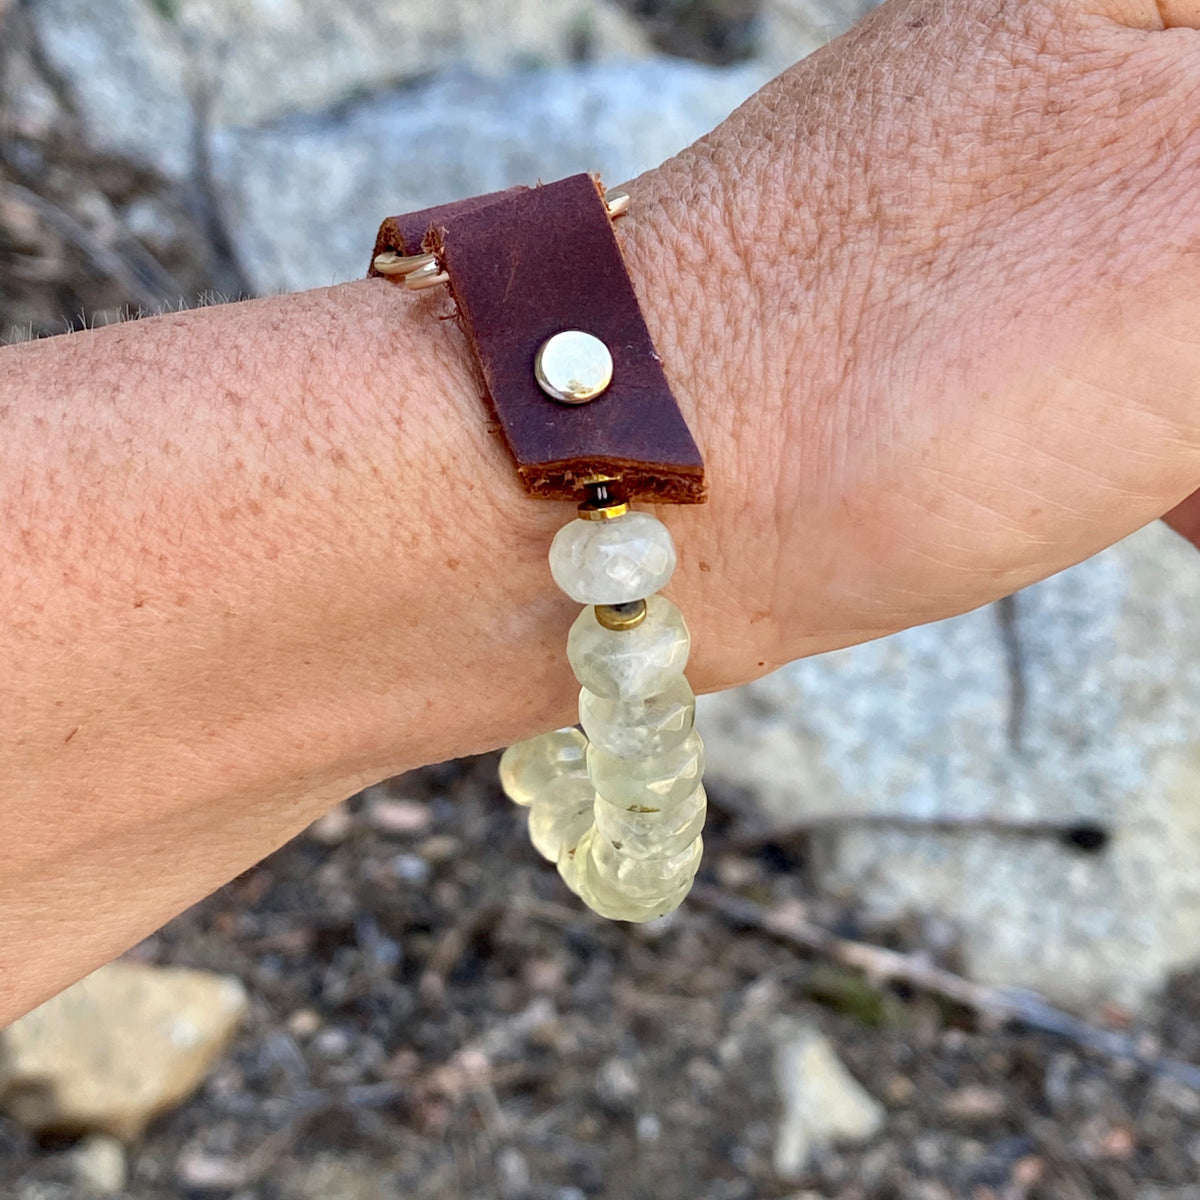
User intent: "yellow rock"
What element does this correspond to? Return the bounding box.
[0,961,246,1142]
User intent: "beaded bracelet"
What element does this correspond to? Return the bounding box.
[499,484,704,922]
[370,173,706,923]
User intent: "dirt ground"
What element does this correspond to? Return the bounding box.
[4,3,1200,1197]
[6,760,1200,1199]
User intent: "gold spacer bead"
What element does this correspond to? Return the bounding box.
[594,599,648,632]
[578,499,629,522]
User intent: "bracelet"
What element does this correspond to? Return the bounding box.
[370,174,706,922]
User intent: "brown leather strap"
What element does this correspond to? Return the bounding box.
[369,173,705,505]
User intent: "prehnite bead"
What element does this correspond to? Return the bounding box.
[588,831,704,904]
[563,828,692,923]
[579,676,696,759]
[548,511,677,605]
[593,784,707,860]
[527,774,595,863]
[499,728,587,807]
[566,594,690,699]
[588,730,705,809]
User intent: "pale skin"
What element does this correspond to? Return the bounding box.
[3,0,1200,1027]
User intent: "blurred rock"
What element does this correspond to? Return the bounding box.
[1,33,63,142]
[68,1135,127,1195]
[942,1085,1007,1125]
[307,801,355,845]
[284,1154,395,1200]
[26,0,196,182]
[772,1022,884,1179]
[756,0,883,71]
[174,0,649,128]
[701,523,1200,1010]
[175,1146,249,1191]
[0,962,247,1141]
[208,57,770,293]
[25,0,649,187]
[364,794,432,835]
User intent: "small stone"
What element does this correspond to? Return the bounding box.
[549,511,676,605]
[942,1085,1007,1124]
[364,795,432,835]
[307,803,354,844]
[497,1147,531,1200]
[417,835,461,864]
[636,1112,662,1143]
[595,1057,640,1105]
[175,1147,248,1191]
[391,853,432,884]
[286,1009,322,1038]
[69,1135,126,1195]
[772,1022,885,1180]
[0,962,247,1142]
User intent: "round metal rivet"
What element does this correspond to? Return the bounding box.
[535,331,614,405]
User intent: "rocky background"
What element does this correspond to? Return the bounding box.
[5,1,1200,1197]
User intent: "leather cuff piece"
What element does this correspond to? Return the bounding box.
[369,173,706,505]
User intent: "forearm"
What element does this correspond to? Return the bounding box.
[6,0,1200,1025]
[0,165,785,1022]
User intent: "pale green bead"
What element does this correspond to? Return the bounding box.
[588,830,703,904]
[527,774,595,863]
[593,784,707,860]
[566,594,690,699]
[566,828,689,923]
[588,730,705,809]
[499,727,587,807]
[556,833,588,899]
[548,511,676,605]
[579,676,695,759]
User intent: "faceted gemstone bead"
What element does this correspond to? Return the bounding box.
[548,511,676,605]
[579,676,696,759]
[499,727,587,807]
[527,774,595,863]
[566,594,690,699]
[564,828,692,923]
[588,730,705,809]
[593,784,707,860]
[588,831,703,904]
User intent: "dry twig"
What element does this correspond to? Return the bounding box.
[691,885,1200,1090]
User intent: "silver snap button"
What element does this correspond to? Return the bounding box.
[535,330,614,405]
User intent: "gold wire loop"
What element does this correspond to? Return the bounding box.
[605,189,631,220]
[373,250,450,291]
[373,250,436,276]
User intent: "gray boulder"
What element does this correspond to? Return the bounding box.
[26,0,196,182]
[24,0,652,187]
[701,522,1200,1011]
[208,58,771,294]
[173,0,650,129]
[756,0,884,72]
